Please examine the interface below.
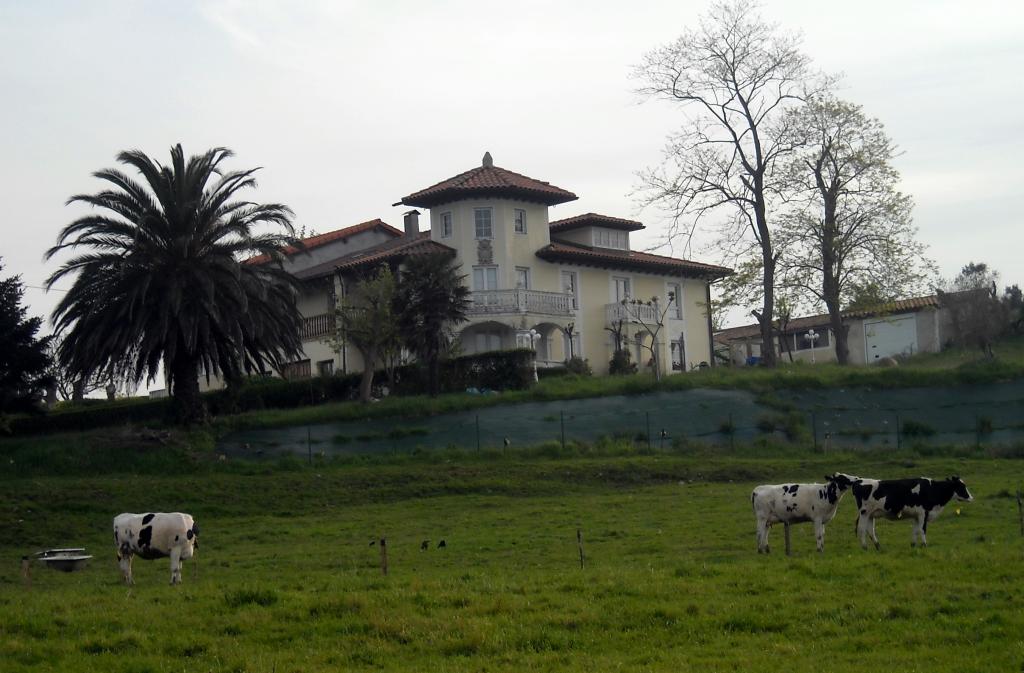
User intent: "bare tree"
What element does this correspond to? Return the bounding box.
[777,96,935,364]
[635,0,829,366]
[620,295,677,382]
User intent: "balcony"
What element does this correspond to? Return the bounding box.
[301,313,334,340]
[605,301,658,324]
[468,289,575,317]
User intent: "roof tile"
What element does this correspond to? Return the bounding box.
[400,156,577,208]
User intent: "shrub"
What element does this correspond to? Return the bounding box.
[609,349,637,375]
[564,357,592,376]
[901,419,936,437]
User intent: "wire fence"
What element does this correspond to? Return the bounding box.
[217,381,1024,459]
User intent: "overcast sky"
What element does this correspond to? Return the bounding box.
[3,0,1022,341]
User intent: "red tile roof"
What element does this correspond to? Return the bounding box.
[715,295,944,342]
[535,240,732,279]
[399,153,577,208]
[294,232,455,280]
[550,213,645,233]
[246,219,402,265]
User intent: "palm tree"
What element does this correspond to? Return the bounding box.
[395,254,470,396]
[46,144,303,424]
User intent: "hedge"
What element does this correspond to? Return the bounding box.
[6,349,537,435]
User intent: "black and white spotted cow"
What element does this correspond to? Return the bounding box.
[113,512,199,585]
[751,473,858,554]
[851,476,972,549]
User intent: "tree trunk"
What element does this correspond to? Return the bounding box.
[170,355,206,426]
[358,345,377,402]
[819,172,849,365]
[755,192,778,367]
[72,379,85,403]
[427,350,441,397]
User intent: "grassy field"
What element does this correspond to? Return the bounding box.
[2,451,1023,672]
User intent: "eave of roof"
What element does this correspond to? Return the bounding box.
[294,232,456,280]
[535,240,732,279]
[549,213,645,232]
[245,218,402,265]
[399,156,577,208]
[715,295,945,342]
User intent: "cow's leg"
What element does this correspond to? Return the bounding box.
[755,517,768,554]
[169,548,182,585]
[784,522,792,556]
[857,514,869,550]
[868,518,881,551]
[814,520,825,553]
[118,551,134,585]
[920,511,929,548]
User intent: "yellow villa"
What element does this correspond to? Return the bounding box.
[225,153,732,386]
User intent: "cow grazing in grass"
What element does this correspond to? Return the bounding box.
[852,477,972,549]
[113,512,199,585]
[751,473,858,555]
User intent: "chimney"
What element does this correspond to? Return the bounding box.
[403,209,420,237]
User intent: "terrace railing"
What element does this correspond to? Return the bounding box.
[469,290,575,317]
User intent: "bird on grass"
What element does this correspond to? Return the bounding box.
[503,437,511,448]
[438,540,447,549]
[420,540,430,551]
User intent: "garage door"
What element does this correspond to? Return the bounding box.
[863,314,918,363]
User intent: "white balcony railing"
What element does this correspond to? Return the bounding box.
[605,301,659,324]
[469,289,575,317]
[301,313,334,340]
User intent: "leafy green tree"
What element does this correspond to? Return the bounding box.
[938,262,1007,359]
[46,145,303,425]
[0,260,53,422]
[330,266,400,403]
[777,96,935,364]
[395,254,470,397]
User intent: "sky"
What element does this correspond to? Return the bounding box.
[2,0,1022,348]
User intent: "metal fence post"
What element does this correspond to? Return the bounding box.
[811,411,817,451]
[560,410,565,451]
[476,415,481,452]
[896,414,901,450]
[646,412,652,451]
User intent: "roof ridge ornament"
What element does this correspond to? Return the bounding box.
[482,151,493,167]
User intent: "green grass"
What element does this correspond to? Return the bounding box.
[1,451,1023,672]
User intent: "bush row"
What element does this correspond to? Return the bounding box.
[8,349,537,435]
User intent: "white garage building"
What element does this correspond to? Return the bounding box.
[715,295,955,366]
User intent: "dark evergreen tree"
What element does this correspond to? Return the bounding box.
[0,260,53,419]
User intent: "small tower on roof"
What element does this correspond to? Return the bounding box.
[482,151,493,167]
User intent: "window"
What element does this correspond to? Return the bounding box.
[613,276,631,302]
[515,267,530,290]
[474,208,492,239]
[472,266,498,291]
[475,331,503,352]
[671,339,686,371]
[514,208,527,234]
[668,283,683,320]
[594,228,627,250]
[282,359,311,380]
[561,270,579,309]
[317,359,334,377]
[440,211,452,238]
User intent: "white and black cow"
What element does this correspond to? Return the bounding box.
[113,512,199,585]
[751,473,858,554]
[852,476,972,549]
